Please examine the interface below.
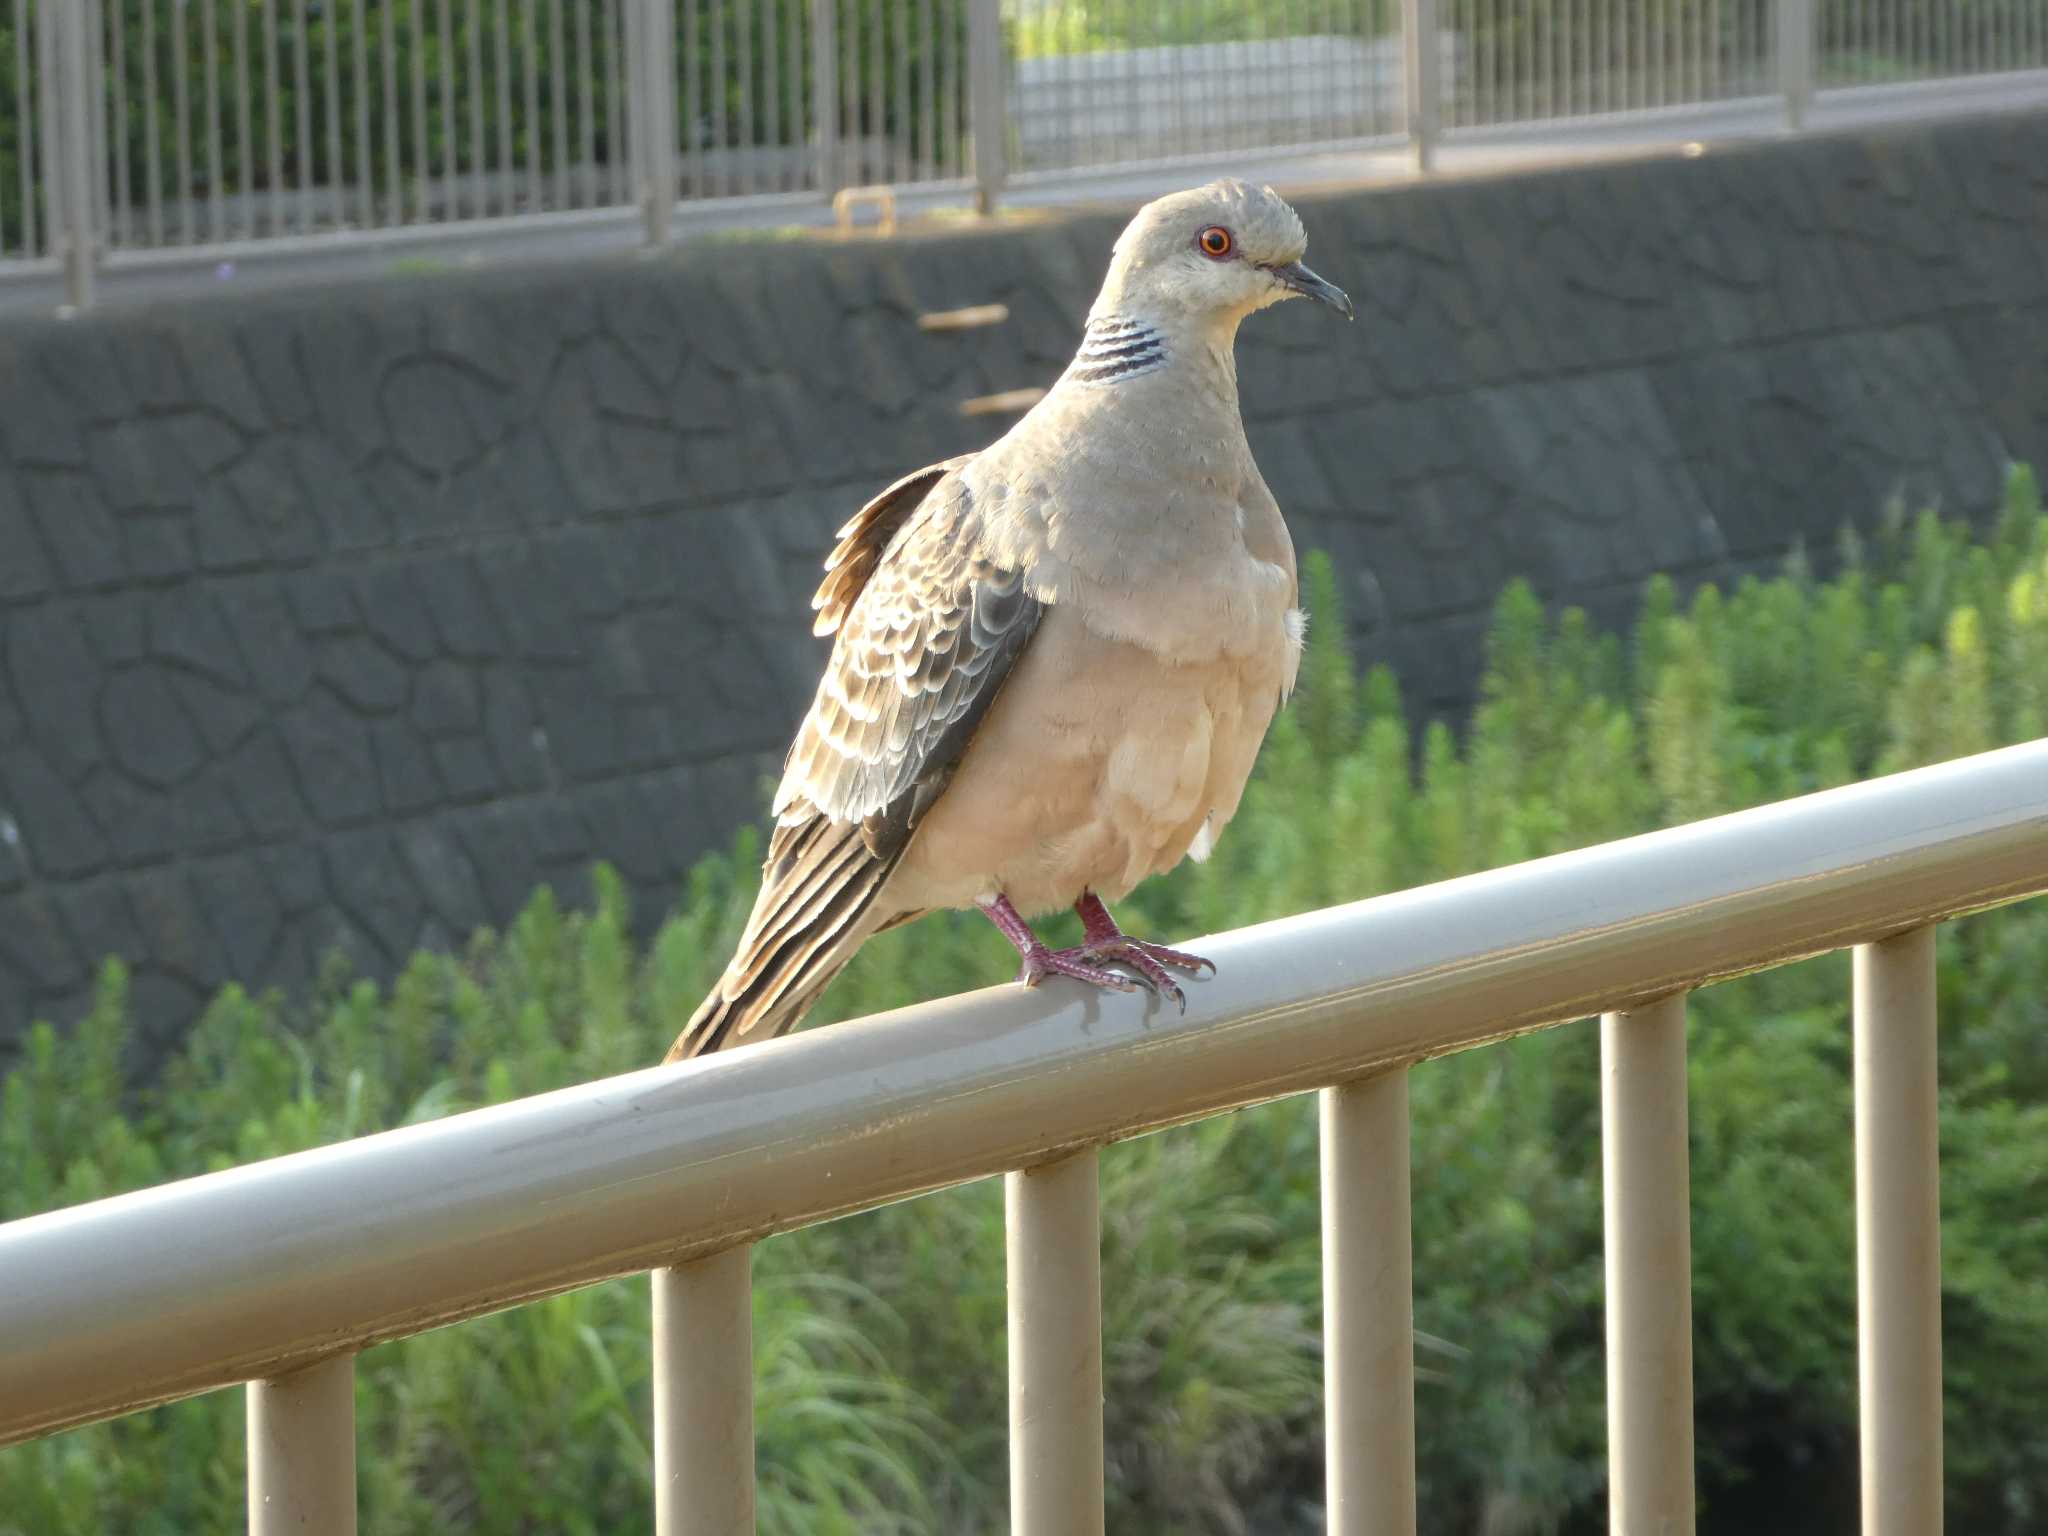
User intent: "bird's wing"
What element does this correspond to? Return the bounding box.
[665,462,1043,1061]
[811,455,973,637]
[777,465,1044,861]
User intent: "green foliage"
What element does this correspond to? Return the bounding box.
[4,465,2047,1533]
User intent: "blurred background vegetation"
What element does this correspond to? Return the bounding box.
[4,465,2046,1533]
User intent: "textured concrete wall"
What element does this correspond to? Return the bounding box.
[2,112,2044,1054]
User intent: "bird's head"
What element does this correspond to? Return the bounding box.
[1090,180,1353,331]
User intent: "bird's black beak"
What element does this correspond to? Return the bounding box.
[1273,260,1354,321]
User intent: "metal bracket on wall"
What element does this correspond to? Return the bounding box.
[832,187,898,239]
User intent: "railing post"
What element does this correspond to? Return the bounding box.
[247,1355,357,1536]
[1321,1071,1418,1536]
[1007,1150,1104,1536]
[40,0,100,308]
[1401,0,1441,172]
[630,0,680,245]
[653,1247,756,1536]
[810,0,838,194]
[1854,927,1942,1536]
[967,0,1005,214]
[1602,992,1696,1535]
[1779,0,1815,130]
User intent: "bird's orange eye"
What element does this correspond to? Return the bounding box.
[1197,226,1233,259]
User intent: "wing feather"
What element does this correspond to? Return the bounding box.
[664,457,1043,1061]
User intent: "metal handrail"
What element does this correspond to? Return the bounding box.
[4,736,2045,1453]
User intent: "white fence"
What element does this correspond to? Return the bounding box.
[7,0,2048,304]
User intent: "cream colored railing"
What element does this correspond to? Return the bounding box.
[4,739,2046,1533]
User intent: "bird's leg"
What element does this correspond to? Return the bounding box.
[1059,891,1216,1013]
[978,894,1138,995]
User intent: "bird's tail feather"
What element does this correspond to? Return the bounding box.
[663,816,903,1062]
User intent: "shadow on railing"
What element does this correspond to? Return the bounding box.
[2,739,2046,1533]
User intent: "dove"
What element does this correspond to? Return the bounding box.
[665,179,1351,1063]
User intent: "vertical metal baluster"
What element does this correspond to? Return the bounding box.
[709,0,725,192]
[1663,0,1675,106]
[1602,993,1698,1536]
[1524,0,1536,117]
[1007,1151,1105,1536]
[246,1355,357,1536]
[549,0,567,205]
[1606,0,1618,110]
[30,0,44,256]
[45,0,97,298]
[292,0,311,230]
[437,0,458,215]
[352,0,372,227]
[1404,0,1439,167]
[96,0,114,256]
[1321,1073,1419,1536]
[383,0,402,223]
[652,1250,756,1536]
[738,0,756,193]
[892,0,907,181]
[142,0,164,241]
[1706,0,1717,101]
[865,0,879,182]
[949,0,964,180]
[521,0,542,208]
[785,0,805,187]
[1315,0,1333,143]
[968,0,1000,206]
[762,0,782,188]
[683,0,701,195]
[1854,927,1943,1536]
[1654,0,1666,106]
[171,0,192,241]
[322,0,343,228]
[640,0,679,237]
[6,0,21,255]
[574,0,593,204]
[1576,0,1587,113]
[915,0,931,177]
[410,0,429,217]
[1781,0,1812,128]
[805,0,827,191]
[107,0,130,247]
[495,0,514,212]
[612,0,635,204]
[838,0,853,186]
[1063,0,1078,166]
[471,0,490,212]
[199,0,221,242]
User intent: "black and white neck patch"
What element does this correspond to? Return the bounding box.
[1067,316,1169,385]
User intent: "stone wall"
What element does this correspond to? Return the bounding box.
[2,111,2044,1055]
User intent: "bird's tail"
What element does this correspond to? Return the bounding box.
[663,815,906,1062]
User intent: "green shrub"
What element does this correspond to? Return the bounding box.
[3,465,2045,1533]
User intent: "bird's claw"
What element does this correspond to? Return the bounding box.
[1017,947,1140,994]
[1051,938,1216,1013]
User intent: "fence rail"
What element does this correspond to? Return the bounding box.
[2,738,2046,1533]
[8,0,2048,303]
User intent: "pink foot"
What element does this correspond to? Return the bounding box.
[977,892,1215,1012]
[1073,891,1214,1012]
[1016,944,1140,994]
[979,893,1138,997]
